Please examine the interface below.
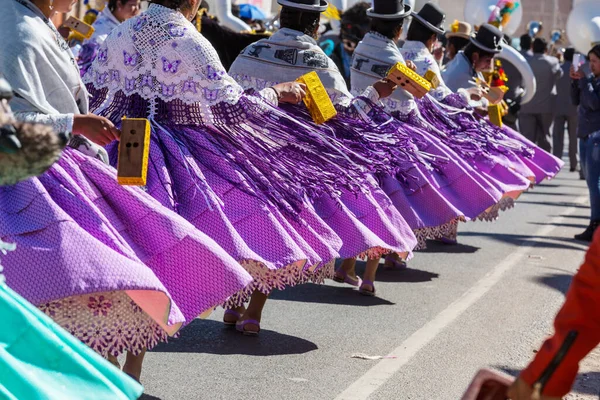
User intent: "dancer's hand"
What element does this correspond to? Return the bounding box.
[474,106,489,117]
[73,114,120,146]
[466,87,484,101]
[271,82,307,104]
[507,378,561,400]
[373,79,398,99]
[406,60,417,71]
[570,65,585,80]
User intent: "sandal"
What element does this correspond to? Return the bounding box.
[236,319,260,336]
[223,309,242,326]
[333,269,363,287]
[359,280,376,297]
[439,236,458,245]
[383,254,407,270]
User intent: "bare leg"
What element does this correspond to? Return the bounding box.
[238,290,268,334]
[122,348,146,382]
[107,354,120,369]
[359,258,379,294]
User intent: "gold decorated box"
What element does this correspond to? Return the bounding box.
[117,118,151,186]
[296,71,337,124]
[386,62,432,98]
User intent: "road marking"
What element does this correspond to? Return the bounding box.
[335,194,588,400]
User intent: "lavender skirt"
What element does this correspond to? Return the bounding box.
[0,148,252,355]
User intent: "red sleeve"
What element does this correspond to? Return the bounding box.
[520,230,600,397]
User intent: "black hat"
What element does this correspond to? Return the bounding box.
[367,0,412,20]
[411,3,445,35]
[470,23,503,54]
[277,0,328,12]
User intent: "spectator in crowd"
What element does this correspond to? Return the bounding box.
[519,33,532,58]
[553,47,580,173]
[518,38,563,152]
[571,44,600,241]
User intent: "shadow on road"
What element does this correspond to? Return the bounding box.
[269,283,395,306]
[495,367,600,396]
[523,191,574,197]
[459,232,588,252]
[376,267,440,283]
[139,394,162,400]
[532,273,573,295]
[152,319,318,356]
[553,214,589,220]
[528,221,588,229]
[516,200,589,209]
[417,240,480,254]
[538,183,585,189]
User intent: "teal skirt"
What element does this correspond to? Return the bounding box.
[0,283,143,400]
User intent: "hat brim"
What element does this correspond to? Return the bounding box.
[277,0,328,12]
[445,32,471,39]
[411,12,445,35]
[469,36,502,54]
[366,4,412,20]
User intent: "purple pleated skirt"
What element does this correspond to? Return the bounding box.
[0,148,253,356]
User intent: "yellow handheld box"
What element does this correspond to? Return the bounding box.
[117,117,151,186]
[296,71,337,124]
[386,62,432,98]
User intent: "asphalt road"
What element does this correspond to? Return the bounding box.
[138,167,599,400]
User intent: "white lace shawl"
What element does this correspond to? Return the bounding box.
[229,28,362,106]
[399,40,453,101]
[84,4,257,124]
[351,32,417,115]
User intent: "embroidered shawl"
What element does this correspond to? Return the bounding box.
[351,32,417,115]
[229,28,353,106]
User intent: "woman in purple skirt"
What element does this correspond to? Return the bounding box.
[400,5,563,184]
[0,0,254,381]
[228,0,506,274]
[84,0,418,334]
[351,2,547,249]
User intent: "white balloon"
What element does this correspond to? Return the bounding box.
[462,0,523,36]
[566,0,600,54]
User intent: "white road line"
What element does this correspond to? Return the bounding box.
[334,195,589,400]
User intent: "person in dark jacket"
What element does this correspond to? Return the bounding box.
[571,44,600,241]
[553,47,579,172]
[518,38,563,152]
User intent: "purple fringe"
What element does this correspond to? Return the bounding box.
[88,86,375,217]
[421,95,534,159]
[281,97,449,189]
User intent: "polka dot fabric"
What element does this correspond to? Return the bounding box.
[1,148,253,355]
